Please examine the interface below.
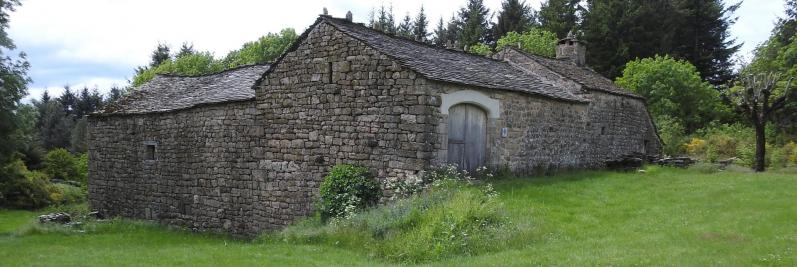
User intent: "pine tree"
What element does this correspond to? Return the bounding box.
[40,90,50,104]
[176,42,195,58]
[458,0,491,47]
[374,4,396,35]
[150,43,171,68]
[106,86,126,104]
[493,0,535,40]
[397,13,414,39]
[582,0,679,79]
[433,18,448,47]
[413,6,430,42]
[38,101,72,150]
[775,0,797,44]
[671,0,741,85]
[538,0,581,39]
[446,14,463,47]
[76,86,92,118]
[58,86,78,117]
[386,4,396,35]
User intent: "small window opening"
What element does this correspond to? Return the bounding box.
[601,126,606,135]
[328,62,333,83]
[145,144,156,160]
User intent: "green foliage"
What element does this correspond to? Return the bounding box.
[468,43,492,56]
[656,115,687,156]
[279,178,510,263]
[496,28,558,57]
[222,28,298,68]
[0,0,30,167]
[0,158,54,209]
[413,6,430,42]
[317,164,381,221]
[616,55,729,133]
[132,29,297,87]
[76,153,88,183]
[538,0,581,39]
[43,149,81,183]
[580,0,740,83]
[492,0,536,40]
[396,13,414,39]
[50,183,86,205]
[457,0,491,47]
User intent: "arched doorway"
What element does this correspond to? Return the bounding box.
[447,104,487,171]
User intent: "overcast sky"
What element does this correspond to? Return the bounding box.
[8,0,788,102]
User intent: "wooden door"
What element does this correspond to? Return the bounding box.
[447,104,486,171]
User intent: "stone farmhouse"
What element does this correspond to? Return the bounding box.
[87,15,661,234]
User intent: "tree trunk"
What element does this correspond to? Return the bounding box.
[754,122,766,172]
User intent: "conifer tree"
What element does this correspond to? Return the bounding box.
[149,43,171,68]
[433,18,448,47]
[538,0,581,39]
[413,6,430,42]
[176,42,195,58]
[446,14,463,47]
[397,13,414,39]
[493,0,535,40]
[458,0,491,47]
[671,0,741,85]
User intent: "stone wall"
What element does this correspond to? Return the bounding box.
[87,101,259,234]
[252,21,440,229]
[88,20,662,235]
[433,84,660,173]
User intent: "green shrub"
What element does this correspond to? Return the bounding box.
[0,159,54,209]
[278,179,514,263]
[43,149,81,183]
[317,164,381,221]
[76,153,88,182]
[51,183,87,205]
[771,141,797,168]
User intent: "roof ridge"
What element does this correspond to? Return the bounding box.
[320,16,586,103]
[320,15,520,66]
[506,47,643,99]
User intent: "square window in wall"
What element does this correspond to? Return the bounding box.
[145,144,156,160]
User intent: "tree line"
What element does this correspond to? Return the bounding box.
[1,0,796,205]
[364,0,739,87]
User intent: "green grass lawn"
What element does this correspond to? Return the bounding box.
[2,167,796,266]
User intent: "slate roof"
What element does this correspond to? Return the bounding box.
[512,49,642,99]
[99,64,270,115]
[320,16,586,103]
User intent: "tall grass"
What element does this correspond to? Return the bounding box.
[274,179,528,263]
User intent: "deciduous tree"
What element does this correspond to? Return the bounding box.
[728,73,793,172]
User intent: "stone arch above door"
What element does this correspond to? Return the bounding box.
[440,90,500,119]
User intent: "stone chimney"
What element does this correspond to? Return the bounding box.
[556,31,586,66]
[345,11,353,22]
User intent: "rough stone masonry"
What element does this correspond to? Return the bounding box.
[88,15,661,235]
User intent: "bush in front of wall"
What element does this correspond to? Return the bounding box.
[317,164,381,221]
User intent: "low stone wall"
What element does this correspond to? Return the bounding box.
[87,101,259,234]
